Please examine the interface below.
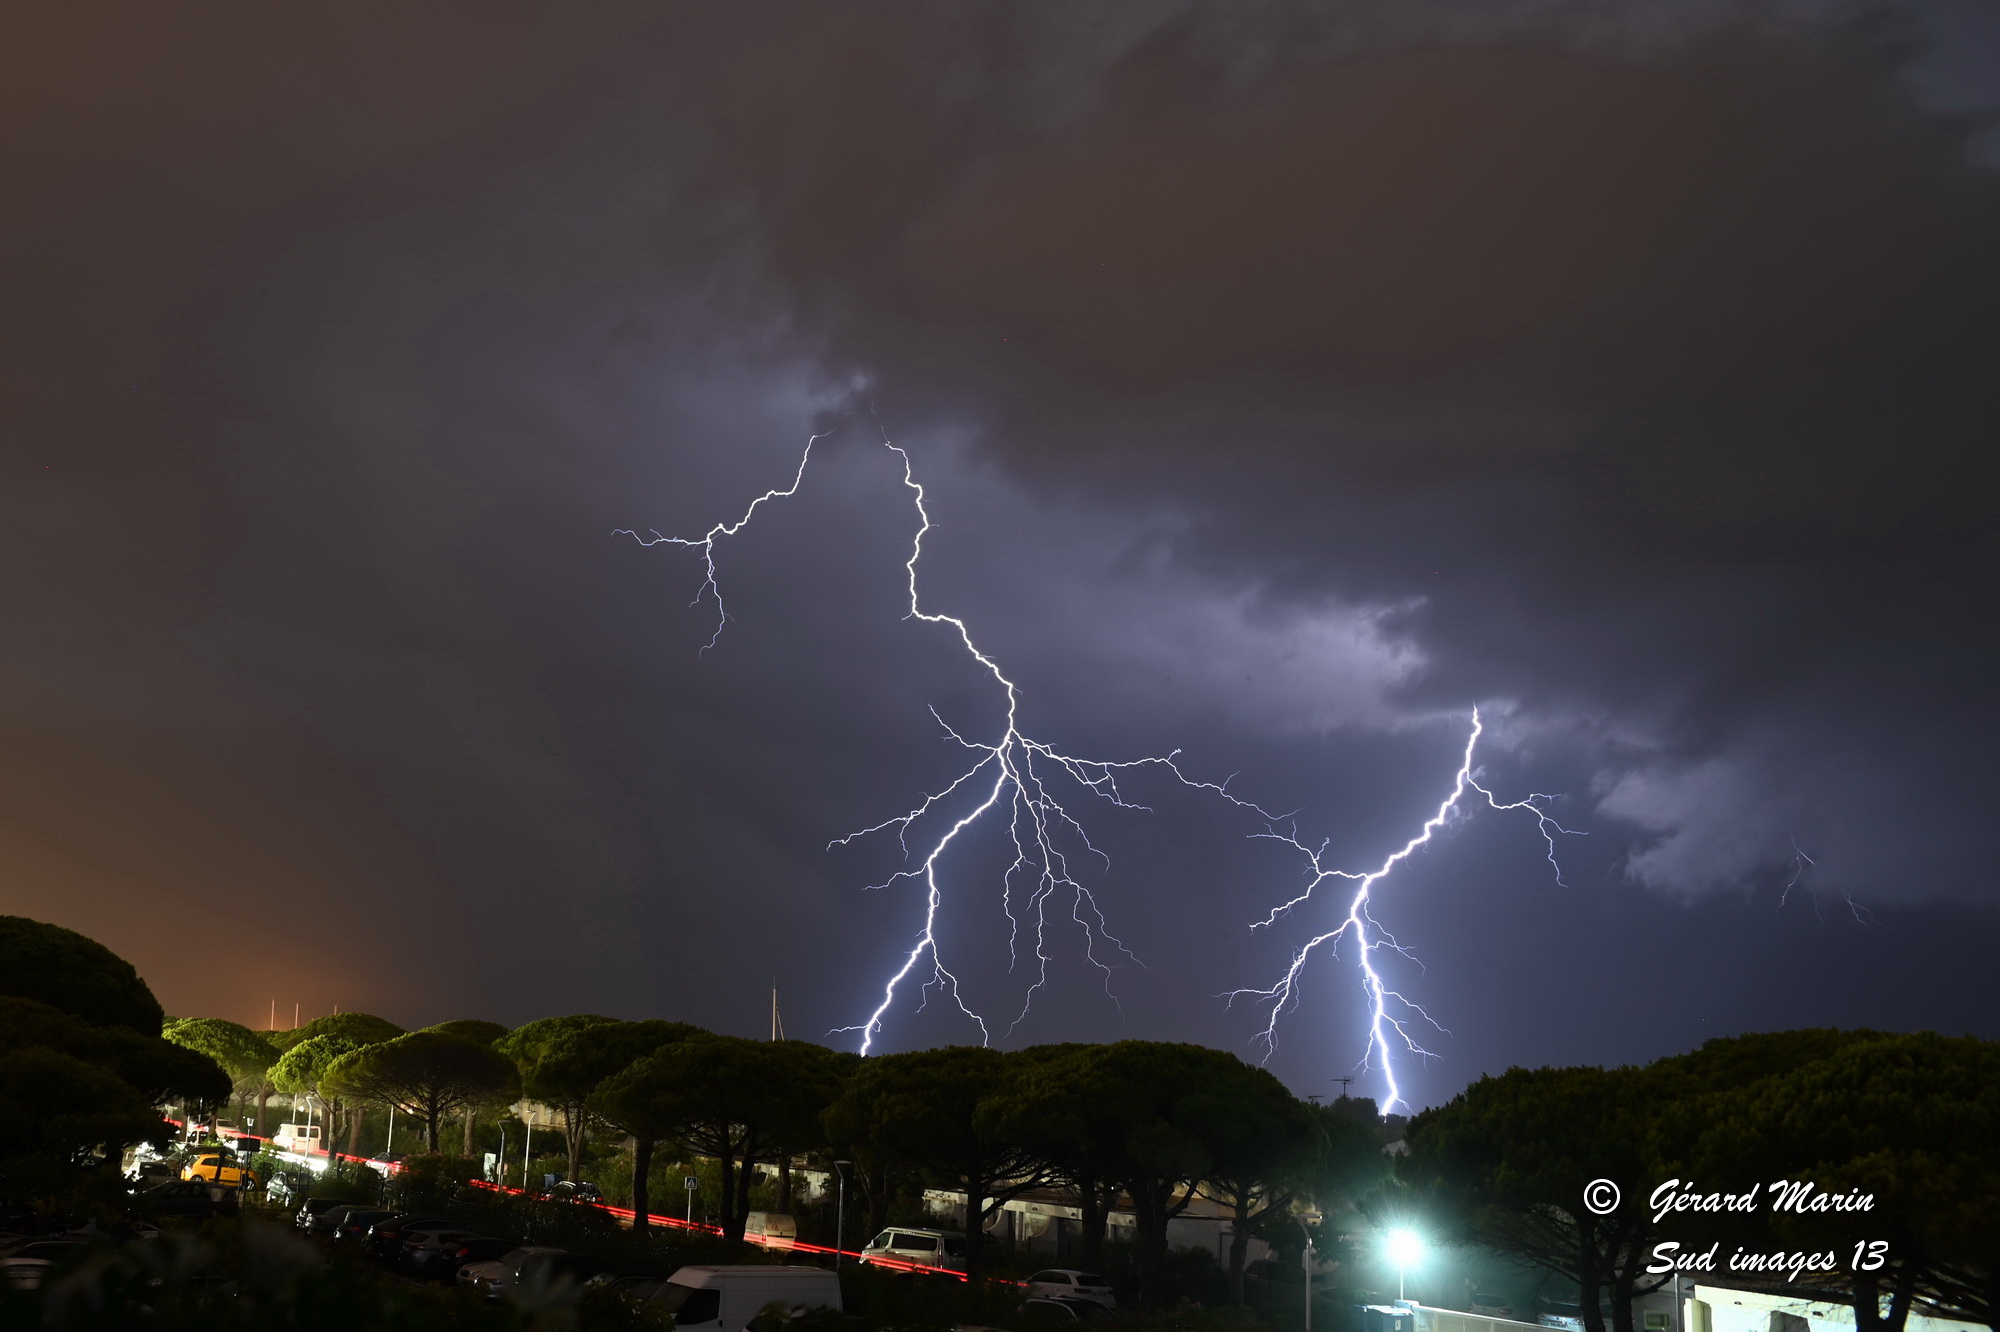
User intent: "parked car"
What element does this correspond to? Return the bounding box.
[293,1197,358,1231]
[418,1234,513,1281]
[139,1179,237,1219]
[586,1271,663,1301]
[456,1245,570,1299]
[330,1209,397,1244]
[0,1236,87,1261]
[1021,1297,1109,1322]
[2,1257,54,1292]
[1470,1294,1517,1318]
[648,1265,843,1331]
[1024,1270,1116,1309]
[549,1180,603,1203]
[0,1240,90,1291]
[859,1227,968,1272]
[182,1153,257,1189]
[306,1203,378,1238]
[1,1239,88,1263]
[364,1214,457,1260]
[1541,1303,1613,1331]
[400,1226,479,1273]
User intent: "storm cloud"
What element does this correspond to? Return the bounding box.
[3,0,1996,1106]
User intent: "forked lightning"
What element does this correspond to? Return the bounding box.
[1228,709,1579,1111]
[619,430,1264,1051]
[622,429,1577,1103]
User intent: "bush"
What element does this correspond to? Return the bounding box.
[391,1154,482,1202]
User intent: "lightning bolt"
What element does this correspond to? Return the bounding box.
[1226,709,1579,1112]
[1781,838,1815,905]
[620,428,1271,1052]
[624,427,1582,1096]
[1780,837,1875,925]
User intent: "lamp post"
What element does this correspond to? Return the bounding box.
[834,1160,854,1269]
[1301,1211,1323,1332]
[1385,1228,1424,1304]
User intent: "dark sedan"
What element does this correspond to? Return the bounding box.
[293,1197,358,1231]
[306,1203,377,1237]
[363,1214,456,1260]
[416,1234,513,1281]
[330,1209,397,1244]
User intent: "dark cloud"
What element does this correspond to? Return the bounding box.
[683,8,2000,901]
[1,1,1995,1106]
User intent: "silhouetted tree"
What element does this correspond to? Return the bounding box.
[1665,1031,2000,1332]
[268,1011,404,1054]
[0,914,165,1033]
[424,1019,509,1046]
[1061,1041,1298,1308]
[0,995,228,1187]
[1195,1075,1319,1303]
[272,1034,370,1156]
[531,1018,705,1205]
[828,1045,1047,1282]
[164,1017,278,1127]
[980,1044,1122,1268]
[496,1013,618,1181]
[327,1031,521,1152]
[606,1035,845,1244]
[420,1020,512,1151]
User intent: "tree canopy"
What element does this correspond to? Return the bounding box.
[571,1021,707,1229]
[979,1044,1128,1269]
[271,1033,365,1101]
[1664,1031,2000,1332]
[1404,1031,2000,1332]
[164,1017,278,1087]
[496,1013,621,1179]
[268,1011,404,1053]
[423,1019,509,1046]
[602,1034,844,1244]
[1196,1065,1322,1302]
[830,1044,1048,1282]
[527,1018,704,1183]
[0,995,228,1186]
[0,915,164,1033]
[1060,1041,1303,1307]
[1405,1063,1662,1332]
[326,1030,521,1152]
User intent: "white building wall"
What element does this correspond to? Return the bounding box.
[1692,1285,1980,1332]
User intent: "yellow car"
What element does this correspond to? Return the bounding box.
[181,1154,257,1189]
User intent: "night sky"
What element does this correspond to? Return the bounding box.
[5,1,1998,1111]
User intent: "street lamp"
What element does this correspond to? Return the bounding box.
[834,1160,854,1269]
[1300,1211,1323,1332]
[1385,1228,1424,1303]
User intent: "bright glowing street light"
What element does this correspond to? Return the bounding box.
[1384,1228,1424,1301]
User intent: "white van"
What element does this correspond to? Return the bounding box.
[271,1123,322,1154]
[651,1265,843,1331]
[859,1227,967,1272]
[745,1212,798,1251]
